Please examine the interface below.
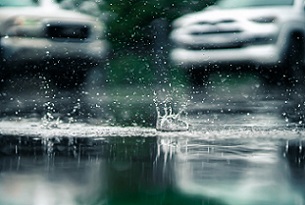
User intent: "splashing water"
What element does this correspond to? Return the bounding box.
[153,91,189,132]
[41,101,62,129]
[40,74,82,129]
[40,75,62,129]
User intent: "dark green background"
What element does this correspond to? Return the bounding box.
[58,0,217,86]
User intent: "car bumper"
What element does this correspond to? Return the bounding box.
[170,44,282,68]
[1,37,109,67]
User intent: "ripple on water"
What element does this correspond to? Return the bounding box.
[0,118,304,142]
[0,119,157,138]
[0,119,304,205]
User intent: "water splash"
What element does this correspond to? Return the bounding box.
[67,99,82,124]
[153,90,189,132]
[41,101,62,129]
[40,75,61,129]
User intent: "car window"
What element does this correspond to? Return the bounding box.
[0,0,38,7]
[216,0,294,9]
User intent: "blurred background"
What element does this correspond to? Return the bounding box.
[2,1,305,205]
[0,0,221,128]
[57,0,216,87]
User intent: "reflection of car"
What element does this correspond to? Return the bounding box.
[170,0,305,86]
[0,0,109,88]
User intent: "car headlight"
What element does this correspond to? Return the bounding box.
[250,16,277,24]
[5,16,42,37]
[11,16,42,26]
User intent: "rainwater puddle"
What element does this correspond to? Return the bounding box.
[0,118,305,205]
[1,74,305,204]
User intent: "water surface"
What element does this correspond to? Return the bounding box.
[0,73,305,205]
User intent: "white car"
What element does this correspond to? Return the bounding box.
[0,0,109,88]
[170,0,305,86]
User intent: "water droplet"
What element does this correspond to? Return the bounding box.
[154,90,189,132]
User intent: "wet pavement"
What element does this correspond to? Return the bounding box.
[0,73,305,205]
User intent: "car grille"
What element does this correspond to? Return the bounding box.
[191,29,242,35]
[45,24,90,41]
[185,19,246,50]
[188,42,244,50]
[197,19,236,25]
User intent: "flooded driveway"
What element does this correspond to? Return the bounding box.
[0,72,304,205]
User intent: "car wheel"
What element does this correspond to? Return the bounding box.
[280,36,305,123]
[51,69,88,90]
[285,36,305,98]
[261,67,289,87]
[0,41,6,91]
[188,67,210,87]
[263,37,305,88]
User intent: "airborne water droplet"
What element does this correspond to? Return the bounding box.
[153,91,189,132]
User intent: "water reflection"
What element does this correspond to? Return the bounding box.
[0,127,305,204]
[2,67,305,205]
[0,136,161,204]
[174,135,304,205]
[282,139,305,201]
[0,133,223,205]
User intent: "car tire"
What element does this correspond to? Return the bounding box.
[261,66,289,87]
[188,67,210,87]
[284,36,305,98]
[0,40,5,91]
[51,69,88,90]
[262,36,304,89]
[280,36,305,123]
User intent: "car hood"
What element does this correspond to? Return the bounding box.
[0,6,95,25]
[172,6,297,27]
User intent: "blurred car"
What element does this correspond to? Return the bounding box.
[0,0,109,88]
[170,0,305,86]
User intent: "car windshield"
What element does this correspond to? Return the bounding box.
[0,0,37,7]
[216,0,294,9]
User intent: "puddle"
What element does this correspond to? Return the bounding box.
[0,119,157,138]
[1,73,305,204]
[0,119,304,205]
